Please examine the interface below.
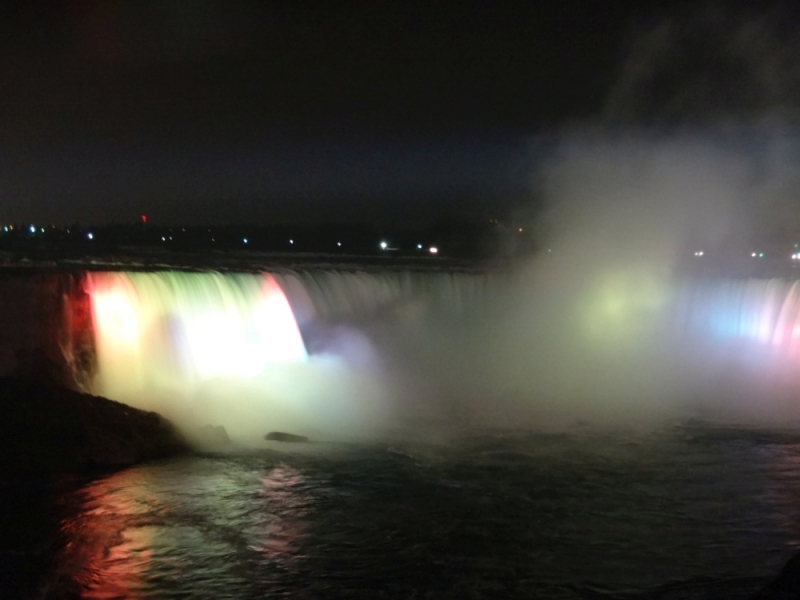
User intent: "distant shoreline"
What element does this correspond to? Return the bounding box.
[0,244,501,274]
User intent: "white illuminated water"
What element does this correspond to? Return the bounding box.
[89,272,307,384]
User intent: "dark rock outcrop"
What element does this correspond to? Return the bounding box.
[265,431,308,443]
[751,552,800,599]
[0,378,189,473]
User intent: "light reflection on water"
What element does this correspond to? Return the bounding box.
[252,465,310,563]
[53,470,157,599]
[35,432,800,599]
[47,457,314,599]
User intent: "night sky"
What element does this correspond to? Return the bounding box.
[0,1,794,225]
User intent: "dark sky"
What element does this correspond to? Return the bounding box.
[0,1,786,225]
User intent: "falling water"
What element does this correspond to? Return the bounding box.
[89,271,306,388]
[83,269,495,442]
[676,279,800,353]
[79,268,800,443]
[86,271,350,442]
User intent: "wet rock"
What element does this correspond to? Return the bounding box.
[265,431,308,443]
[751,552,800,599]
[0,378,189,473]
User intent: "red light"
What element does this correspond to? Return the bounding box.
[141,215,147,224]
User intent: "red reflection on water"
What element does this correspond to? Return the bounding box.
[253,464,311,564]
[53,469,159,599]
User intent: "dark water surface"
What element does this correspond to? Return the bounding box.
[6,426,800,599]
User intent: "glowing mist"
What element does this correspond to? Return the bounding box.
[86,271,389,444]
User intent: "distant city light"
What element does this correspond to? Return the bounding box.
[380,241,388,250]
[694,251,704,256]
[243,238,248,244]
[429,246,438,255]
[760,252,764,258]
[289,239,293,244]
[29,225,35,233]
[518,228,523,232]
[87,232,94,240]
[337,242,341,247]
[162,236,166,241]
[141,215,147,224]
[40,227,44,233]
[3,226,7,232]
[417,243,423,249]
[751,252,757,257]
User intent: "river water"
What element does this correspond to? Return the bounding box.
[7,424,800,599]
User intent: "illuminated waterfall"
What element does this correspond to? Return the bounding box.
[82,268,495,440]
[676,279,800,357]
[81,267,800,436]
[86,271,327,440]
[89,271,306,393]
